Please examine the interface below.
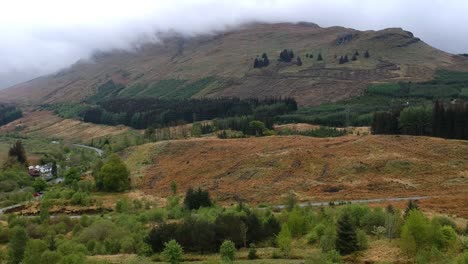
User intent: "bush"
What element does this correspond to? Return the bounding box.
[305,250,342,264]
[356,229,369,250]
[320,225,337,252]
[162,240,183,264]
[120,237,135,254]
[287,207,309,237]
[116,199,130,213]
[276,224,292,256]
[220,240,236,263]
[40,250,62,263]
[70,191,91,206]
[22,239,47,264]
[32,178,47,192]
[400,210,431,256]
[248,243,257,260]
[96,154,130,192]
[8,226,28,264]
[183,187,212,210]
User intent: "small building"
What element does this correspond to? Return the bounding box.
[28,166,40,177]
[28,164,55,180]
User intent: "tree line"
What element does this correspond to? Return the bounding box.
[145,208,280,253]
[79,97,297,129]
[371,100,468,140]
[0,104,22,126]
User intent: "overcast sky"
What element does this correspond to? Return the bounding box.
[1,0,467,88]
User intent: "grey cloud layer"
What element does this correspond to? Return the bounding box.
[0,0,467,88]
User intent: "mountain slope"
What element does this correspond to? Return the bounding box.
[124,135,468,217]
[1,22,468,106]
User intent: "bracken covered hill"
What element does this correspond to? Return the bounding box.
[124,135,468,217]
[1,22,468,106]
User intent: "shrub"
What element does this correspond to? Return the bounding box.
[40,250,61,263]
[220,240,236,263]
[70,191,91,206]
[439,225,458,251]
[120,237,135,254]
[276,224,292,256]
[356,229,369,250]
[96,154,130,192]
[8,226,28,264]
[400,210,431,256]
[371,226,386,239]
[248,243,257,260]
[77,180,94,192]
[116,199,130,213]
[57,240,88,256]
[32,178,47,192]
[305,250,342,264]
[287,207,309,237]
[361,208,386,233]
[320,225,337,252]
[22,239,47,264]
[63,167,81,185]
[162,240,183,264]
[183,187,212,210]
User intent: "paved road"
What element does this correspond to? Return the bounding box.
[268,196,430,209]
[0,204,24,214]
[2,196,430,216]
[73,144,104,156]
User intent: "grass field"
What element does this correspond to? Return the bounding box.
[0,111,138,144]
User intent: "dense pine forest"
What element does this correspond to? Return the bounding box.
[0,104,22,126]
[74,97,297,129]
[371,100,468,140]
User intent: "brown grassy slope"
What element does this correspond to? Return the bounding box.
[0,111,132,143]
[1,23,467,106]
[130,135,468,217]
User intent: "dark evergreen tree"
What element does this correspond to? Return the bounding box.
[351,54,358,61]
[336,213,359,255]
[305,53,309,58]
[184,187,212,210]
[51,161,58,177]
[296,56,302,66]
[432,100,445,137]
[317,53,323,61]
[404,200,420,218]
[7,140,28,166]
[364,50,370,58]
[279,49,294,62]
[253,58,260,68]
[339,56,345,64]
[344,55,349,63]
[371,110,400,135]
[354,50,360,56]
[261,53,270,67]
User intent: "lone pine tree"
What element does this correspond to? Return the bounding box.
[336,213,359,255]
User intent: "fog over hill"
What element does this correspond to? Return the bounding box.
[1,0,468,89]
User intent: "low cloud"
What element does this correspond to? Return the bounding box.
[0,0,467,88]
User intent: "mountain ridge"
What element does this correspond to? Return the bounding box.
[1,22,468,106]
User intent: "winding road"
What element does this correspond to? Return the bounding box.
[1,196,430,216]
[269,196,430,209]
[72,144,104,156]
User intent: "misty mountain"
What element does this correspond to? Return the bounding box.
[1,22,467,106]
